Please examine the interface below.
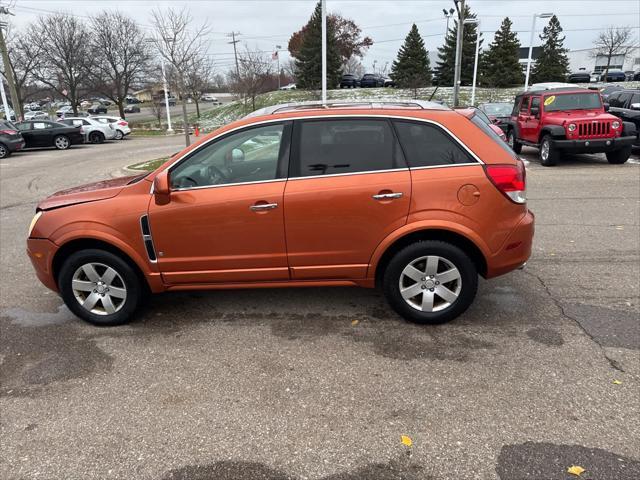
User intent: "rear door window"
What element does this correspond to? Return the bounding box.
[393,120,475,167]
[519,97,530,113]
[291,119,401,177]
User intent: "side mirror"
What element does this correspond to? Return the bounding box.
[630,103,640,111]
[154,170,170,195]
[603,103,610,112]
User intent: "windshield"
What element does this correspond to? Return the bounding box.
[481,103,512,117]
[543,93,602,111]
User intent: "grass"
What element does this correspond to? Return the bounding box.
[127,157,168,172]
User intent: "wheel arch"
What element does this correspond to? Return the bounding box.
[372,228,488,288]
[538,125,565,143]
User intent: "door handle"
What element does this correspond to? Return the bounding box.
[372,192,403,200]
[250,202,278,211]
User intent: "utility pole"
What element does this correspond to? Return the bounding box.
[321,0,327,105]
[227,31,241,79]
[275,44,282,89]
[0,6,22,121]
[452,0,465,107]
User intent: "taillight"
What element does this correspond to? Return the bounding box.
[0,129,17,135]
[117,121,127,126]
[485,161,526,204]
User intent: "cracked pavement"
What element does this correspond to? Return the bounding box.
[1,138,639,479]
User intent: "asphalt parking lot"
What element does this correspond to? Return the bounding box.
[1,137,639,479]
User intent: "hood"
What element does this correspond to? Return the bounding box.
[543,110,612,123]
[38,174,145,210]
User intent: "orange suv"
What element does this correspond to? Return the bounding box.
[27,100,534,326]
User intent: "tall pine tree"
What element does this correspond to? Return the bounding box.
[482,17,524,87]
[390,24,432,96]
[436,5,481,85]
[531,15,570,84]
[294,1,342,90]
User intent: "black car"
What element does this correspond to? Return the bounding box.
[567,71,591,83]
[88,103,108,114]
[360,74,384,88]
[124,105,141,113]
[0,120,26,159]
[339,74,359,88]
[599,84,625,102]
[15,120,84,150]
[607,89,640,146]
[600,70,626,82]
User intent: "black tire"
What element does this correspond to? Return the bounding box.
[0,143,10,159]
[53,135,70,150]
[539,134,559,166]
[58,249,143,326]
[606,146,631,164]
[382,240,478,325]
[507,129,522,154]
[89,131,105,144]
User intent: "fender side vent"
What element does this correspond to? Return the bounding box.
[140,215,157,262]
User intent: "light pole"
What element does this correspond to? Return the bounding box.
[146,39,173,134]
[442,8,455,36]
[463,18,480,106]
[452,0,465,107]
[275,44,282,89]
[321,0,327,105]
[524,12,553,90]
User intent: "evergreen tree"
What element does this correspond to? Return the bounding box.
[436,5,481,86]
[390,24,432,96]
[294,1,342,90]
[531,15,570,84]
[482,17,524,87]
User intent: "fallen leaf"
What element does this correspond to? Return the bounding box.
[613,379,622,385]
[351,319,359,326]
[567,465,585,476]
[615,226,624,230]
[401,435,413,447]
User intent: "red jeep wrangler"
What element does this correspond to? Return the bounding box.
[506,87,637,166]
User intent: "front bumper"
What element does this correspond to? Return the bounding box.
[8,138,26,152]
[27,238,59,292]
[551,135,636,153]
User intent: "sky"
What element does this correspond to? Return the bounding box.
[3,0,640,75]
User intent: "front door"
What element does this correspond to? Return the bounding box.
[148,122,292,284]
[522,96,541,142]
[284,118,411,280]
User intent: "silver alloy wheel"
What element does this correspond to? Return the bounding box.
[0,145,6,158]
[540,140,550,161]
[115,130,124,140]
[507,132,514,147]
[55,136,69,149]
[72,262,127,315]
[398,255,462,312]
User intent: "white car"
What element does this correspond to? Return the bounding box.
[25,110,49,120]
[58,116,116,143]
[91,115,131,140]
[201,93,221,104]
[279,83,296,90]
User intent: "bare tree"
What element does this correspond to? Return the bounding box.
[230,48,273,112]
[592,26,635,78]
[183,54,214,119]
[6,31,43,115]
[88,11,150,119]
[343,56,365,77]
[29,14,92,115]
[150,7,210,146]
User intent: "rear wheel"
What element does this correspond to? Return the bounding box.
[507,130,522,154]
[114,129,124,140]
[539,135,559,166]
[606,146,631,164]
[89,131,105,144]
[383,241,478,324]
[0,143,9,159]
[58,249,143,326]
[53,135,70,150]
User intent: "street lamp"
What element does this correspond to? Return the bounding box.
[443,8,455,35]
[524,12,553,90]
[463,18,480,106]
[146,38,174,134]
[275,44,282,89]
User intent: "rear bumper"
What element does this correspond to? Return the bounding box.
[27,238,59,292]
[551,135,636,152]
[486,209,535,279]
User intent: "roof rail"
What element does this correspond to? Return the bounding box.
[244,99,449,118]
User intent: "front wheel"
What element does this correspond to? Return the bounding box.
[58,249,143,326]
[0,143,10,159]
[539,135,559,166]
[383,241,478,324]
[53,135,70,150]
[507,130,522,154]
[606,146,631,164]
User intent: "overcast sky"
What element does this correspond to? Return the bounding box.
[5,0,640,75]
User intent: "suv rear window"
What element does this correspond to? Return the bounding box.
[393,120,475,167]
[292,119,400,177]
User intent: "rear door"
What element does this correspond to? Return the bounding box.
[30,122,54,147]
[283,117,410,280]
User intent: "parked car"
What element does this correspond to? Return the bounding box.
[606,88,640,146]
[1,107,17,121]
[624,71,635,81]
[80,100,92,108]
[26,99,534,327]
[125,96,142,104]
[478,102,513,132]
[567,70,591,83]
[24,110,49,120]
[15,120,84,150]
[456,107,507,142]
[91,115,131,140]
[201,93,222,103]
[599,69,626,82]
[124,105,141,114]
[505,86,636,166]
[383,77,396,88]
[599,84,625,101]
[0,120,25,158]
[360,73,384,88]
[634,70,640,81]
[339,74,360,88]
[59,116,116,143]
[56,105,74,117]
[87,103,108,115]
[279,83,296,90]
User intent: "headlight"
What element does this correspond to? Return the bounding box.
[28,211,43,237]
[567,123,577,132]
[612,121,620,129]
